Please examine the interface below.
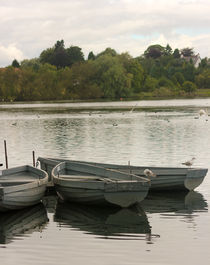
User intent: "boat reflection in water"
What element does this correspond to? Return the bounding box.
[0,203,49,244]
[54,202,154,241]
[42,195,58,214]
[54,190,207,241]
[141,191,208,214]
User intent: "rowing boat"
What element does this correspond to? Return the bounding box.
[38,157,208,191]
[0,165,48,211]
[52,161,150,208]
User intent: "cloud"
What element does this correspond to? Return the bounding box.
[0,0,210,66]
[0,44,24,67]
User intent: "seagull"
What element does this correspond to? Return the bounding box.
[130,103,138,113]
[143,169,156,178]
[181,157,195,167]
[199,109,206,116]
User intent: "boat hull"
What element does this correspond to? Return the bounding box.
[55,184,149,208]
[38,157,208,191]
[0,165,48,211]
[52,162,150,208]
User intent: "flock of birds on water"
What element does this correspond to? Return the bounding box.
[9,105,209,176]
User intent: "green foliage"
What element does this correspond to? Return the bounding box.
[1,41,210,102]
[182,62,195,82]
[97,48,117,58]
[39,40,84,68]
[172,72,185,85]
[125,59,144,93]
[182,81,197,93]
[144,44,165,59]
[21,58,41,71]
[66,46,84,66]
[12,59,20,68]
[88,51,96,60]
[195,69,210,88]
[143,76,158,91]
[181,47,194,57]
[164,44,173,56]
[158,76,175,89]
[93,54,132,98]
[0,67,20,101]
[173,49,180,59]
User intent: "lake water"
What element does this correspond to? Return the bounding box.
[0,98,210,265]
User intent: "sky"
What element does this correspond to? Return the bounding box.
[0,0,210,67]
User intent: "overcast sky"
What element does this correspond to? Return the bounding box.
[0,0,210,67]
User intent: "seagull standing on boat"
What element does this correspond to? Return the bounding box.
[143,169,156,178]
[181,157,195,167]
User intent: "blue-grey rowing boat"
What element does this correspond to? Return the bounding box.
[38,157,208,191]
[52,161,150,208]
[0,165,48,211]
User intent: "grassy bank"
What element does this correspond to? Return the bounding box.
[0,89,210,105]
[136,88,210,100]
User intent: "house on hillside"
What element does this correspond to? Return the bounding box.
[181,53,201,68]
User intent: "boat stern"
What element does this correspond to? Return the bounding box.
[185,168,208,190]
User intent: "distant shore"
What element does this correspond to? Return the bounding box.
[1,88,210,105]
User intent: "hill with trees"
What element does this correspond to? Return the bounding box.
[1,40,210,102]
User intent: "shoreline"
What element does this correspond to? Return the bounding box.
[0,90,210,106]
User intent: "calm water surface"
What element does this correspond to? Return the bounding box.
[0,98,210,265]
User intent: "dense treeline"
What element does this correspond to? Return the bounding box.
[1,40,210,102]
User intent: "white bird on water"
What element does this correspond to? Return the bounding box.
[181,157,195,167]
[199,109,206,116]
[130,103,138,113]
[143,169,156,178]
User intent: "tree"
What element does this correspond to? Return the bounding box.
[21,58,41,71]
[144,45,165,59]
[39,40,84,68]
[39,48,54,65]
[88,51,96,60]
[49,40,69,68]
[127,59,144,93]
[150,63,164,79]
[181,47,194,57]
[118,54,144,93]
[195,69,210,88]
[18,68,38,100]
[182,81,197,93]
[66,46,84,66]
[164,44,173,55]
[54,40,65,50]
[68,61,102,99]
[94,54,132,98]
[173,48,180,58]
[97,48,117,58]
[158,76,174,89]
[172,72,185,85]
[0,67,20,101]
[143,76,158,91]
[12,59,20,68]
[182,62,195,82]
